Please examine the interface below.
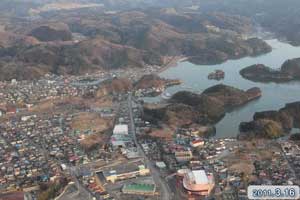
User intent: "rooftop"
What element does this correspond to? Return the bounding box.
[113,124,128,134]
[102,160,145,177]
[123,183,155,192]
[188,170,209,184]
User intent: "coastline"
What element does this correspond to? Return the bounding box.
[157,56,188,74]
[145,39,300,138]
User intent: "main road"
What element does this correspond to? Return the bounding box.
[127,93,172,200]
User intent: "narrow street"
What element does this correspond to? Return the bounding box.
[127,93,172,200]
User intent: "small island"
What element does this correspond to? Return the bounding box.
[208,70,225,80]
[240,57,300,82]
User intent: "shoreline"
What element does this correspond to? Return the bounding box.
[156,56,188,74]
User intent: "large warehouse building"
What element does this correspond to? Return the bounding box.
[103,164,150,183]
[111,124,130,149]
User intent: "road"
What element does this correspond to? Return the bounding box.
[56,178,94,200]
[127,93,172,200]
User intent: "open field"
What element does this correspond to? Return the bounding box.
[71,112,113,133]
[223,140,281,176]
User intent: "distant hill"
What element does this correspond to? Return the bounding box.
[196,0,300,46]
[0,5,272,80]
[0,37,162,80]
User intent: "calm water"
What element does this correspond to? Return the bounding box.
[154,39,300,138]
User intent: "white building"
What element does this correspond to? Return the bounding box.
[113,124,128,135]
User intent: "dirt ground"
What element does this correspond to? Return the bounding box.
[30,96,113,113]
[71,112,114,150]
[86,96,113,107]
[30,97,83,113]
[70,112,113,133]
[80,132,111,151]
[223,140,280,176]
[149,127,174,141]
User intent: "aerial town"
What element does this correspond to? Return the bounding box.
[0,63,299,200]
[1,0,300,200]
